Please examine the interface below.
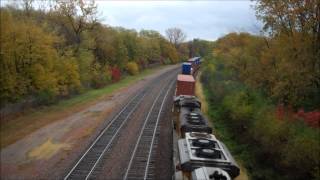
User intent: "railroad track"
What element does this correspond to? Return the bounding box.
[64,68,177,180]
[123,80,175,180]
[64,90,147,180]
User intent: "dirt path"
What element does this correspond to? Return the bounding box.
[0,65,178,180]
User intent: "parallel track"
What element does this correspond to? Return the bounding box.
[123,80,175,180]
[64,90,147,180]
[64,68,178,180]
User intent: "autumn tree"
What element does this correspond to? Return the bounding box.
[165,27,187,48]
[19,0,34,15]
[254,0,320,108]
[159,39,179,63]
[0,9,81,103]
[53,0,98,50]
[0,3,180,108]
[188,39,213,58]
[120,29,140,62]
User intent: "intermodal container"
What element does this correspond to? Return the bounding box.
[182,62,192,75]
[176,74,195,96]
[188,57,201,71]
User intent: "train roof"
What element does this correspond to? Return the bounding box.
[188,57,201,62]
[177,74,195,82]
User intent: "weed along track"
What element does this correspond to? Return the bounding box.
[64,68,179,180]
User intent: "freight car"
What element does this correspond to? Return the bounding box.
[187,57,201,68]
[187,57,201,75]
[175,74,195,97]
[173,57,240,180]
[182,62,192,75]
[173,95,202,134]
[178,107,212,137]
[174,96,211,135]
[177,132,240,178]
[174,95,201,112]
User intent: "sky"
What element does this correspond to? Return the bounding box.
[1,0,263,41]
[96,0,263,41]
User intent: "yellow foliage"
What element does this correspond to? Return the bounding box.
[0,5,184,105]
[90,63,111,88]
[126,62,139,75]
[0,9,61,102]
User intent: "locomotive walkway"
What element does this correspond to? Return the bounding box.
[64,67,178,180]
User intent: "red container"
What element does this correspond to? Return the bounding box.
[176,74,195,96]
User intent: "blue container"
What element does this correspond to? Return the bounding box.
[182,62,192,74]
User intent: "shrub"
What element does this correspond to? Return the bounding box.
[162,58,171,65]
[56,58,81,96]
[126,62,139,75]
[90,63,111,88]
[111,66,121,82]
[36,89,57,105]
[281,123,320,179]
[295,109,320,128]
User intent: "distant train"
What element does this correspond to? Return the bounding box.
[181,57,201,76]
[173,57,240,180]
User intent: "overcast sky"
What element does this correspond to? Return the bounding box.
[96,0,263,41]
[1,0,263,41]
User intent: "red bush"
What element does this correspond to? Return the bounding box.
[294,109,320,128]
[276,104,285,120]
[111,66,121,82]
[276,104,320,128]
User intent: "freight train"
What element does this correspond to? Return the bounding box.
[173,57,240,180]
[181,56,201,76]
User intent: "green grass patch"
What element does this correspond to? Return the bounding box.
[55,66,162,109]
[0,65,167,149]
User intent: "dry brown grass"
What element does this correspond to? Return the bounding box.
[195,72,208,114]
[0,100,99,149]
[27,138,70,160]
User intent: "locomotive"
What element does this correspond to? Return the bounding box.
[191,167,231,180]
[178,108,212,137]
[173,57,240,180]
[178,132,239,178]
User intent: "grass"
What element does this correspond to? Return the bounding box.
[52,66,164,110]
[27,138,70,160]
[0,65,167,149]
[195,72,208,114]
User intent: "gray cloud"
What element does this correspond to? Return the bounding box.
[1,0,262,40]
[99,1,262,41]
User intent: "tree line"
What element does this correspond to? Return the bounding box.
[213,0,320,110]
[201,0,319,179]
[0,0,212,107]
